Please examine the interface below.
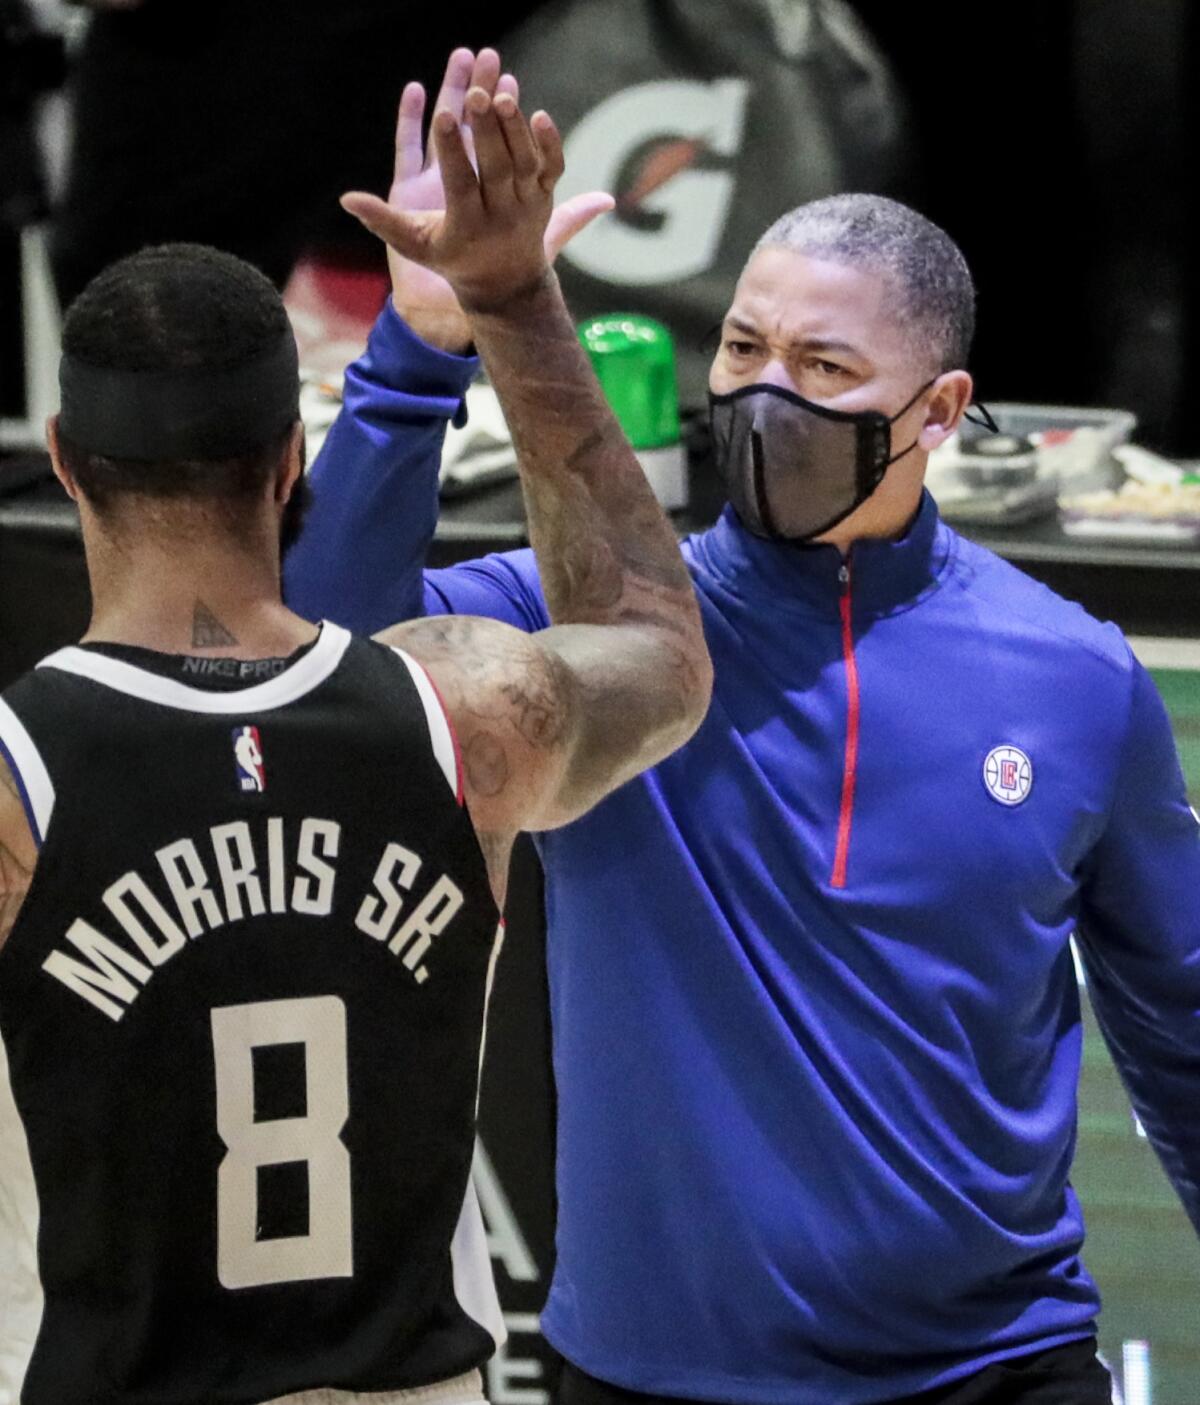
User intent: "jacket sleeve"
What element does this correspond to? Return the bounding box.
[1075,658,1200,1236]
[283,301,549,635]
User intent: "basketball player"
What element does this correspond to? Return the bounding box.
[0,70,711,1405]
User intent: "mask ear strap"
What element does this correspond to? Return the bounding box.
[883,376,939,468]
[964,402,999,433]
[884,438,920,470]
[890,399,996,465]
[889,376,939,424]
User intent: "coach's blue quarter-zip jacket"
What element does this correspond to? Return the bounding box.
[285,303,1200,1405]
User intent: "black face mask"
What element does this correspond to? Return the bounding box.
[708,379,935,541]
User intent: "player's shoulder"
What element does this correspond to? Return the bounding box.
[1,658,66,718]
[946,527,1134,680]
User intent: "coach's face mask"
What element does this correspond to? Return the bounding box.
[708,378,935,541]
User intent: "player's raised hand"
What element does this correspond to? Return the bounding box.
[377,50,612,347]
[382,49,492,348]
[343,66,599,316]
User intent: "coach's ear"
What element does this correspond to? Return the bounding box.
[917,371,973,453]
[45,416,80,503]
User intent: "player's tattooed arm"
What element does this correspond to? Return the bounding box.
[0,753,36,952]
[343,82,712,802]
[380,613,706,903]
[441,97,710,741]
[469,273,710,644]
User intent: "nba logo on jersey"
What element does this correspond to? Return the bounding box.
[233,725,266,793]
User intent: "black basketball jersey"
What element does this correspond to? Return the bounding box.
[0,623,504,1405]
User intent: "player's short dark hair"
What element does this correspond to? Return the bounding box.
[754,195,976,374]
[56,244,297,526]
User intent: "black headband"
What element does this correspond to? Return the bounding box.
[57,329,300,461]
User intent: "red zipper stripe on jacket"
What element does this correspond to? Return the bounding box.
[831,561,859,889]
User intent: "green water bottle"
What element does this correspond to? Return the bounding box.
[579,313,688,510]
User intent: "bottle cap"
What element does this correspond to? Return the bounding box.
[579,314,681,451]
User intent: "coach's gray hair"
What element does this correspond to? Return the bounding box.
[753,194,976,373]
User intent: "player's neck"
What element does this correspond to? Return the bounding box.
[81,536,317,659]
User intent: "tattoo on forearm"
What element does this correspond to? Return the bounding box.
[467,277,699,635]
[598,604,696,640]
[538,522,624,615]
[192,601,239,648]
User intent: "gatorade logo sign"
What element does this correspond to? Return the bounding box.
[557,79,751,286]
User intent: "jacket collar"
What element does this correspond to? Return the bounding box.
[699,490,953,619]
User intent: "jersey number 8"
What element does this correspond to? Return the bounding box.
[210,995,353,1289]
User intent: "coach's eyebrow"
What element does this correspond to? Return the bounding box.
[796,337,864,357]
[722,318,865,360]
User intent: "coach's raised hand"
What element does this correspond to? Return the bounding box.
[342,80,565,314]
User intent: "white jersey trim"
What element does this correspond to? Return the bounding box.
[0,1025,45,1405]
[450,920,508,1352]
[476,922,506,1113]
[451,1149,507,1352]
[391,649,461,802]
[260,1370,487,1405]
[0,696,55,846]
[35,624,352,714]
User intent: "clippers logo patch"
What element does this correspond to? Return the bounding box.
[983,745,1032,806]
[233,725,265,793]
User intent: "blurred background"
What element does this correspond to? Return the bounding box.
[4,0,1194,442]
[1,2,1197,1401]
